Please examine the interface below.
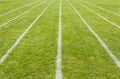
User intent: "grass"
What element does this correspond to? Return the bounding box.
[0,0,36,14]
[0,0,120,79]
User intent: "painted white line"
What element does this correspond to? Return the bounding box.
[84,1,120,17]
[69,0,120,68]
[0,0,40,17]
[56,0,62,79]
[0,0,54,64]
[0,1,46,28]
[75,1,120,29]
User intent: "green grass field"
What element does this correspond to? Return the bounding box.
[0,0,120,79]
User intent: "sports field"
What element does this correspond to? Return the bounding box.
[0,0,120,79]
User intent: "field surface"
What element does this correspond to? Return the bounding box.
[0,0,120,79]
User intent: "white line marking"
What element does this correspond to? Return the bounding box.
[56,0,62,79]
[0,0,40,17]
[75,0,120,29]
[69,0,120,68]
[84,1,120,17]
[0,0,54,64]
[0,1,46,28]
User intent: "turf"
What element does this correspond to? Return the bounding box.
[0,0,120,79]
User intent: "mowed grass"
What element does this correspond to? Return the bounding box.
[73,0,120,60]
[0,0,58,78]
[0,0,120,79]
[62,0,120,79]
[0,0,36,14]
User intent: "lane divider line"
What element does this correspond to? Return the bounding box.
[56,0,62,79]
